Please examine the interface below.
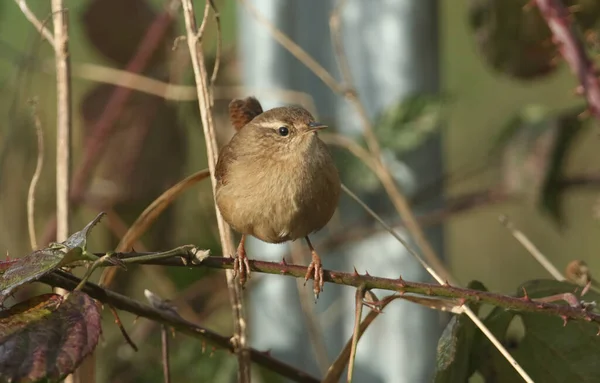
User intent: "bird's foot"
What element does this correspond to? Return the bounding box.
[233,236,251,287]
[304,255,324,301]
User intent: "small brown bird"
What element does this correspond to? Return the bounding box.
[215,97,341,298]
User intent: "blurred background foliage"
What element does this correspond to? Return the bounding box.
[1,0,600,382]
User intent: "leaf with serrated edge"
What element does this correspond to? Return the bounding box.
[0,291,101,382]
[0,213,104,302]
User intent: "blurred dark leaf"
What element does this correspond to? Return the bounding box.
[374,94,446,154]
[0,292,101,383]
[434,314,478,383]
[80,83,187,250]
[433,281,487,383]
[469,0,600,80]
[0,213,104,302]
[497,105,586,225]
[81,0,174,67]
[478,279,600,382]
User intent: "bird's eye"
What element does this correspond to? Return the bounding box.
[278,126,289,136]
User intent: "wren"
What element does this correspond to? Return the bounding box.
[215,97,341,298]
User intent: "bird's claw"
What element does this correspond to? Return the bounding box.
[233,250,251,287]
[304,260,324,300]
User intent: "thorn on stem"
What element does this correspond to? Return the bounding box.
[521,287,531,302]
[397,275,406,287]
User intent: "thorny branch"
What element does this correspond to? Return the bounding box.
[532,0,600,121]
[85,252,600,328]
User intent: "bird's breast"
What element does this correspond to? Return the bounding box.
[216,141,340,244]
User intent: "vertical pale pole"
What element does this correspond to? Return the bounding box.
[238,0,443,381]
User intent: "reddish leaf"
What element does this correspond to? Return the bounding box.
[0,292,101,382]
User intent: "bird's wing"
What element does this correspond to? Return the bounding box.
[215,142,236,186]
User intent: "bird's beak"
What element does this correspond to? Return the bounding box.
[307,121,327,132]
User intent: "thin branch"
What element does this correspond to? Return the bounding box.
[347,286,365,383]
[63,61,319,113]
[500,215,566,281]
[108,304,138,352]
[161,325,171,383]
[26,100,44,250]
[533,0,600,121]
[40,271,319,383]
[49,1,79,381]
[51,0,71,243]
[323,295,400,383]
[207,0,222,93]
[14,0,56,47]
[290,242,330,375]
[329,0,383,161]
[180,0,250,380]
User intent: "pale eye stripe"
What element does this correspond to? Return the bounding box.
[263,121,287,129]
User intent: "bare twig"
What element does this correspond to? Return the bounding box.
[49,1,80,381]
[329,0,382,161]
[67,61,319,112]
[208,0,221,93]
[323,295,400,383]
[347,286,365,383]
[290,242,330,375]
[161,325,171,383]
[499,215,566,281]
[108,304,138,352]
[26,100,44,250]
[51,0,71,244]
[14,0,56,46]
[180,1,250,381]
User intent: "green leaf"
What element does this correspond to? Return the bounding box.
[0,213,105,303]
[433,281,488,383]
[374,94,446,154]
[0,291,102,383]
[478,279,600,382]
